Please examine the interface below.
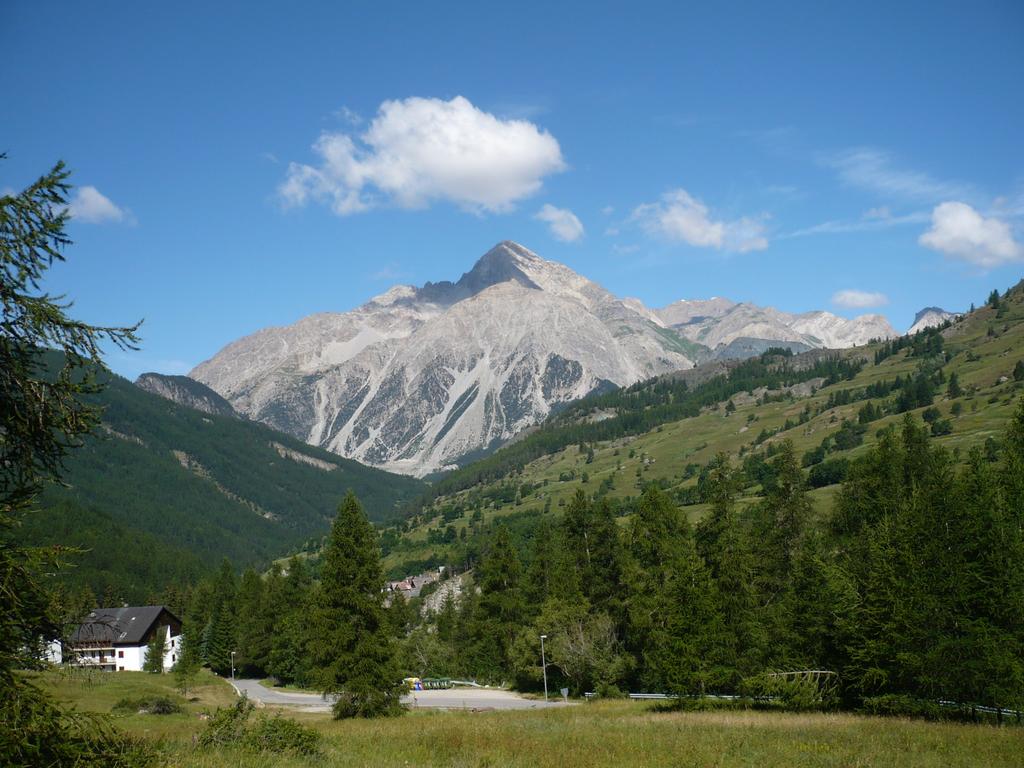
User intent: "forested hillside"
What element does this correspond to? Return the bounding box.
[382,281,1024,578]
[19,359,424,602]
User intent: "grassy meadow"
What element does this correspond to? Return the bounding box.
[384,293,1024,574]
[33,668,1024,767]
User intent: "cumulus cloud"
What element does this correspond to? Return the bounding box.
[632,189,768,253]
[67,186,129,224]
[832,289,889,309]
[821,148,970,202]
[535,204,584,242]
[919,202,1023,268]
[279,95,566,215]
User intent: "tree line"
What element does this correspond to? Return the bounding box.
[403,404,1024,710]
[173,400,1024,716]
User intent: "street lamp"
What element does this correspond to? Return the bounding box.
[230,650,236,681]
[540,634,548,703]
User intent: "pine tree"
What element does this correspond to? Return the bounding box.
[626,487,728,695]
[204,598,236,676]
[308,492,403,718]
[267,557,313,686]
[947,371,962,398]
[234,568,266,677]
[202,558,237,676]
[466,525,525,678]
[0,160,143,765]
[561,491,625,616]
[524,519,572,607]
[173,629,202,696]
[143,627,167,673]
[694,453,737,577]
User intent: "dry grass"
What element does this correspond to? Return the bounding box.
[34,669,1024,766]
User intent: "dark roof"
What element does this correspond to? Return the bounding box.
[69,605,179,646]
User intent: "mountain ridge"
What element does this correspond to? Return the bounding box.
[192,241,900,476]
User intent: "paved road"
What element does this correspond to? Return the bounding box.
[231,679,571,712]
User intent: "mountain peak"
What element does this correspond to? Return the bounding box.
[908,306,958,335]
[455,241,542,294]
[912,306,950,325]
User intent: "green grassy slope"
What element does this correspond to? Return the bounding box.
[383,282,1024,575]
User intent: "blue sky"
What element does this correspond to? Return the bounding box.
[4,1,1023,378]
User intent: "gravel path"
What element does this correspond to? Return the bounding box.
[230,679,572,712]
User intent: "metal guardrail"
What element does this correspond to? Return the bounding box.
[938,700,1024,723]
[582,692,1024,723]
[584,692,746,702]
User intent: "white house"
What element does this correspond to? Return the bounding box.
[66,605,182,672]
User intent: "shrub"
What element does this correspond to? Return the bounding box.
[112,695,184,715]
[244,714,322,756]
[198,695,322,756]
[594,682,626,699]
[740,672,839,711]
[197,697,254,749]
[808,457,850,488]
[861,694,944,720]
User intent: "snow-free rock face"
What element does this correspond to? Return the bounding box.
[908,307,959,335]
[191,242,701,476]
[656,301,897,351]
[135,373,239,418]
[193,241,900,476]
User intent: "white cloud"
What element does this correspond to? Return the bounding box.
[601,205,615,216]
[632,189,768,253]
[279,95,566,215]
[919,201,1023,268]
[786,209,929,238]
[368,263,411,281]
[67,186,128,224]
[535,204,584,242]
[333,106,363,125]
[832,289,889,309]
[822,148,970,202]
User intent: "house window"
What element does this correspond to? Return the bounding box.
[172,654,176,663]
[119,666,124,671]
[118,650,124,658]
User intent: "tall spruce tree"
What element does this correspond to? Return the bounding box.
[173,629,202,696]
[143,627,167,674]
[202,559,237,676]
[626,487,727,695]
[309,492,403,718]
[466,525,525,679]
[1,159,142,763]
[234,568,267,677]
[267,556,314,686]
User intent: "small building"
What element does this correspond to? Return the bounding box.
[67,605,182,672]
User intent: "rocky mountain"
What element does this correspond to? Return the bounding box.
[136,372,239,418]
[192,242,703,476]
[192,241,898,477]
[908,307,959,335]
[656,299,897,352]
